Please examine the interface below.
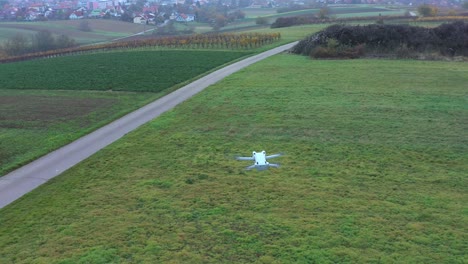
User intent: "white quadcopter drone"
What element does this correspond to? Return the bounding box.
[236,150,283,171]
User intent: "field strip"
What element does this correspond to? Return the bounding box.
[0,42,298,209]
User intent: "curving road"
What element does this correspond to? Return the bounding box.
[0,42,298,209]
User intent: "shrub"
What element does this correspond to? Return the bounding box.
[292,21,468,59]
[418,4,438,17]
[255,16,269,25]
[395,44,416,59]
[310,42,365,59]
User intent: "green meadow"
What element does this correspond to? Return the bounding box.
[0,55,466,262]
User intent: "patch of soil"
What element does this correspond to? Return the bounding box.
[0,95,116,128]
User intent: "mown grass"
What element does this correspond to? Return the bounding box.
[0,55,466,263]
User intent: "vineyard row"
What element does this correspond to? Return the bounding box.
[0,33,281,63]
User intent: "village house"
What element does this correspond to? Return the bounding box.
[133,14,147,24]
[69,10,84,19]
[88,8,105,18]
[175,13,195,22]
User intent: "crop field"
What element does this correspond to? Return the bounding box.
[0,20,147,45]
[0,89,160,175]
[0,50,250,92]
[270,6,398,19]
[223,5,401,31]
[0,55,466,262]
[334,10,406,18]
[242,5,393,19]
[0,50,250,175]
[0,27,34,43]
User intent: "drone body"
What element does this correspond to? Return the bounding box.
[236,150,282,171]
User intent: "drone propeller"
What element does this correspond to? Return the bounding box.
[245,165,257,170]
[266,153,283,159]
[235,156,254,161]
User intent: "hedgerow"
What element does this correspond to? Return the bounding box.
[291,21,468,58]
[0,33,281,64]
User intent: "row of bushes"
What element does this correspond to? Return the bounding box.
[0,33,281,63]
[291,21,468,58]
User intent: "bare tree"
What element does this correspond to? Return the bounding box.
[2,33,30,56]
[56,34,76,49]
[418,4,438,17]
[255,16,269,25]
[31,30,56,52]
[212,14,227,30]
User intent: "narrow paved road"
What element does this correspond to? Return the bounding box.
[0,42,298,209]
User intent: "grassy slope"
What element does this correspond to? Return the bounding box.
[0,55,466,263]
[0,50,251,175]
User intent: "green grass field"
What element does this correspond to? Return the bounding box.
[0,50,251,175]
[0,55,466,263]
